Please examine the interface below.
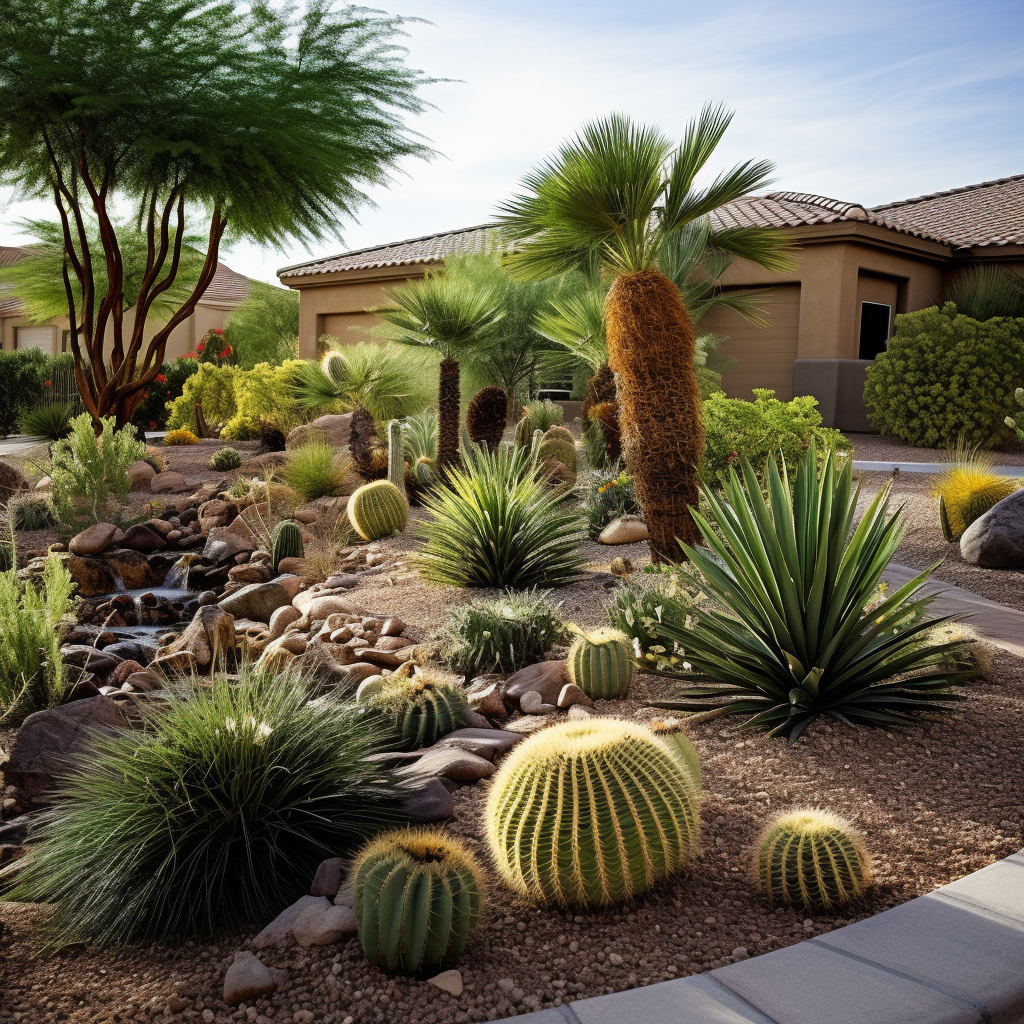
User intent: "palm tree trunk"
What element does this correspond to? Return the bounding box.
[605,268,704,563]
[437,356,461,470]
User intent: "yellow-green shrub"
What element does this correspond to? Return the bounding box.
[222,360,306,439]
[163,428,199,446]
[166,363,238,434]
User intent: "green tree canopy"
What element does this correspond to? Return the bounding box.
[224,281,300,369]
[0,0,431,424]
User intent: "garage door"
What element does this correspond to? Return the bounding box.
[14,326,55,354]
[699,285,800,401]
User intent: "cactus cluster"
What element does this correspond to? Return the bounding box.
[354,827,485,974]
[513,414,533,450]
[567,626,634,699]
[270,520,304,573]
[348,480,408,541]
[209,447,242,471]
[370,668,469,751]
[466,386,508,452]
[756,808,872,910]
[486,718,701,906]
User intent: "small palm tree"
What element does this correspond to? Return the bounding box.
[499,105,795,562]
[371,270,502,469]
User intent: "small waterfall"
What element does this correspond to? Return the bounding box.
[163,553,200,591]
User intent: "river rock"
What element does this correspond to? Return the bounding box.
[268,604,302,639]
[310,858,346,898]
[103,549,163,590]
[203,526,257,564]
[129,460,156,491]
[292,901,357,947]
[149,471,187,494]
[397,747,496,782]
[960,487,1024,567]
[68,522,118,556]
[504,660,570,707]
[223,951,277,1005]
[292,592,364,620]
[156,605,235,669]
[120,524,166,553]
[65,554,118,597]
[402,778,455,822]
[251,895,326,949]
[60,645,123,675]
[286,413,352,451]
[5,697,124,806]
[599,516,650,545]
[428,970,464,997]
[219,582,291,623]
[434,728,523,761]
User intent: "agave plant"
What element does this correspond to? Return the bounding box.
[650,445,974,740]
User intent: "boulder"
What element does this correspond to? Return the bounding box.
[149,471,187,494]
[156,605,235,670]
[310,858,347,898]
[60,645,123,676]
[223,951,277,1005]
[434,728,523,761]
[270,573,307,600]
[599,515,650,545]
[65,554,118,597]
[251,895,326,949]
[291,901,357,947]
[128,460,156,491]
[396,747,496,783]
[68,522,119,556]
[268,604,302,640]
[203,526,257,564]
[401,778,455,822]
[504,660,570,707]
[557,683,593,708]
[286,413,352,451]
[120,524,166,553]
[103,549,163,590]
[5,697,124,806]
[292,592,364,621]
[227,563,272,586]
[219,582,291,623]
[960,487,1024,567]
[520,690,557,714]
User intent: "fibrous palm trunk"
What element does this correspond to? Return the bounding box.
[605,268,704,563]
[437,356,462,471]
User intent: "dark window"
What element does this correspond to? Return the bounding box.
[859,302,891,359]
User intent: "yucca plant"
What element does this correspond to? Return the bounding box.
[20,401,74,442]
[650,445,974,741]
[417,442,585,588]
[14,667,407,945]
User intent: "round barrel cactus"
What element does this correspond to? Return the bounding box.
[354,827,484,974]
[756,808,872,910]
[648,718,701,786]
[348,480,408,541]
[270,520,304,573]
[371,669,469,751]
[567,627,634,699]
[486,718,700,906]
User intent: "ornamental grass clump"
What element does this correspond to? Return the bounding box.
[932,445,1018,541]
[417,442,585,589]
[14,667,407,945]
[283,438,351,502]
[435,590,567,676]
[649,445,975,741]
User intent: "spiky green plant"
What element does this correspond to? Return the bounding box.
[521,399,563,434]
[283,439,351,503]
[486,718,700,906]
[270,520,304,573]
[756,808,872,910]
[567,626,634,699]
[386,419,405,493]
[20,401,73,442]
[370,669,469,751]
[348,479,408,541]
[13,667,407,944]
[401,409,438,464]
[209,446,242,471]
[649,445,974,741]
[648,718,701,787]
[607,563,694,674]
[354,827,485,974]
[6,492,57,531]
[417,442,585,589]
[414,455,436,486]
[434,590,567,676]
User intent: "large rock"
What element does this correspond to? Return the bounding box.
[504,660,570,707]
[219,582,291,623]
[68,522,119,556]
[434,728,523,761]
[156,605,235,670]
[292,592,364,620]
[396,747,496,782]
[120,524,166,553]
[960,487,1024,567]
[251,895,326,949]
[65,554,118,597]
[103,549,163,590]
[5,697,124,806]
[402,778,455,822]
[291,901,357,947]
[599,516,650,545]
[286,413,352,451]
[223,951,277,1005]
[149,471,187,494]
[129,460,156,491]
[203,526,257,564]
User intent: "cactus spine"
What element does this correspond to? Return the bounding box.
[387,420,405,493]
[371,669,469,751]
[567,627,634,699]
[649,718,701,786]
[347,480,408,541]
[270,520,304,573]
[756,808,872,910]
[485,718,700,906]
[354,827,485,973]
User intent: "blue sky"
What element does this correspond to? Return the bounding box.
[2,0,1022,283]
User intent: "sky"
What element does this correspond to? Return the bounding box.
[2,0,1022,284]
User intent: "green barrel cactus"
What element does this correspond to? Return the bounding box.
[348,480,408,541]
[387,419,406,494]
[371,669,469,751]
[414,455,436,486]
[649,718,701,787]
[486,718,700,906]
[567,627,635,699]
[354,827,485,974]
[514,414,532,450]
[756,808,872,910]
[270,520,304,573]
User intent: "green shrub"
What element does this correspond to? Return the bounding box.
[163,428,199,446]
[701,389,851,488]
[435,590,567,676]
[944,266,1024,322]
[583,468,639,538]
[607,563,694,673]
[224,280,300,369]
[209,447,242,471]
[401,409,438,464]
[14,667,407,944]
[166,362,239,434]
[20,401,73,441]
[222,360,304,440]
[284,439,351,502]
[417,443,585,589]
[50,414,147,531]
[131,357,198,433]
[0,554,75,723]
[864,304,1024,448]
[0,349,49,437]
[649,446,975,741]
[6,492,57,531]
[521,398,563,433]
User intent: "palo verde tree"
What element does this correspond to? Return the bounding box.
[499,106,795,562]
[0,0,431,426]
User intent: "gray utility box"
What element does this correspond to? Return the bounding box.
[793,359,876,433]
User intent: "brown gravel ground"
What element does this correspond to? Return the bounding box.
[850,432,1024,465]
[3,449,1024,1024]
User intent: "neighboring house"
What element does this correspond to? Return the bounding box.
[279,174,1024,431]
[0,248,252,362]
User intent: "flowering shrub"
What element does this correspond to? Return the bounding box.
[131,357,198,433]
[583,468,640,538]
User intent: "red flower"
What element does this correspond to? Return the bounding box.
[185,351,197,359]
[214,328,224,336]
[156,373,167,384]
[196,342,205,352]
[149,420,156,430]
[219,348,231,359]
[727,450,739,463]
[43,379,51,387]
[142,391,149,400]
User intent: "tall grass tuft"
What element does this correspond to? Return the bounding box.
[283,439,351,503]
[0,554,75,722]
[14,667,408,945]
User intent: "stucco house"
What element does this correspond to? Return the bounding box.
[0,248,252,362]
[278,174,1024,430]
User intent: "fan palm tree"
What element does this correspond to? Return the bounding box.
[499,105,796,562]
[370,271,503,469]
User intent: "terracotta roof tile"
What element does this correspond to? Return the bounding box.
[202,262,251,304]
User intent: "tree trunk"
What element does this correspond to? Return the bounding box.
[437,356,461,471]
[605,269,704,563]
